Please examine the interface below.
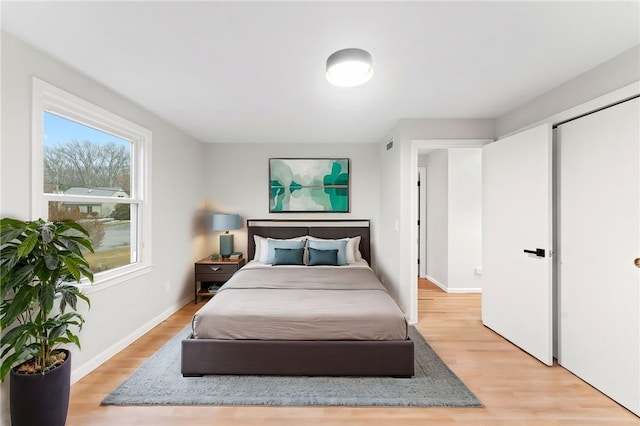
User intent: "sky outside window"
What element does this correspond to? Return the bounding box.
[44,111,131,148]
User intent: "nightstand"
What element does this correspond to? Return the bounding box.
[194,257,245,303]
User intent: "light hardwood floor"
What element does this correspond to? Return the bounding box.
[66,279,639,425]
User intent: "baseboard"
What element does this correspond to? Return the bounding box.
[425,275,447,292]
[447,287,482,294]
[70,295,192,384]
[425,275,482,294]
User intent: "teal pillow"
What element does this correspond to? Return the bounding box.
[307,248,339,266]
[266,239,305,264]
[273,248,305,265]
[308,239,347,265]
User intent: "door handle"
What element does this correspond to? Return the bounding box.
[635,258,640,269]
[524,248,546,257]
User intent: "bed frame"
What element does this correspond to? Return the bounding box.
[181,219,414,377]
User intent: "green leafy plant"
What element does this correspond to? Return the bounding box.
[0,218,94,380]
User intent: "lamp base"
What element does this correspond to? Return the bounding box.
[219,233,234,258]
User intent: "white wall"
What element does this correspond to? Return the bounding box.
[1,32,206,425]
[378,136,403,303]
[201,142,381,265]
[421,148,482,292]
[447,148,482,291]
[497,45,640,137]
[424,149,449,287]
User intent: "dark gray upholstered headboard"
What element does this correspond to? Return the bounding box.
[247,219,371,264]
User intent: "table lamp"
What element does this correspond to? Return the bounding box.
[212,214,241,258]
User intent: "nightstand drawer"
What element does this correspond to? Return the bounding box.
[196,272,234,282]
[195,263,239,275]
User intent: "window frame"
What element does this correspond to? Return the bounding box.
[31,78,152,292]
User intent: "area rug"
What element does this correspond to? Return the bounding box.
[101,325,481,407]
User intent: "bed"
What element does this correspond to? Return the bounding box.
[181,219,414,377]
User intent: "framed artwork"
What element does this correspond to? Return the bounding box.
[269,158,350,213]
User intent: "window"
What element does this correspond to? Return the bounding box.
[32,78,151,287]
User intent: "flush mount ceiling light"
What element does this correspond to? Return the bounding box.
[326,48,373,87]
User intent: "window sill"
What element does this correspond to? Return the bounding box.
[77,264,153,295]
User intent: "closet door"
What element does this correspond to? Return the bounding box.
[558,97,639,416]
[482,124,553,366]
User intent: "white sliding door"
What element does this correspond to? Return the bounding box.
[482,124,554,366]
[558,97,639,416]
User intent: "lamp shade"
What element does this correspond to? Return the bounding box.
[326,48,373,87]
[212,214,241,232]
[212,214,240,258]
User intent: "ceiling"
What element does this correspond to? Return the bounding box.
[2,1,639,144]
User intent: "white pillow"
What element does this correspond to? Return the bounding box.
[307,235,362,264]
[253,235,268,262]
[347,235,363,262]
[254,235,306,263]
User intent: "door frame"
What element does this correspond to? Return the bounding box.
[418,166,427,278]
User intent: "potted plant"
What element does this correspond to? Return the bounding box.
[0,218,94,426]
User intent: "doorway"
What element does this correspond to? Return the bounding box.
[413,144,487,293]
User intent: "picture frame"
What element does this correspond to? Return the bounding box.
[269,158,350,213]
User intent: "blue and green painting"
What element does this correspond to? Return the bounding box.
[269,158,349,212]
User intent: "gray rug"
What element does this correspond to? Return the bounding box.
[101,325,481,407]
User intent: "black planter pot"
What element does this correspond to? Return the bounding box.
[10,349,71,426]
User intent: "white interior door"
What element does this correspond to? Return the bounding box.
[558,97,639,416]
[482,124,553,366]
